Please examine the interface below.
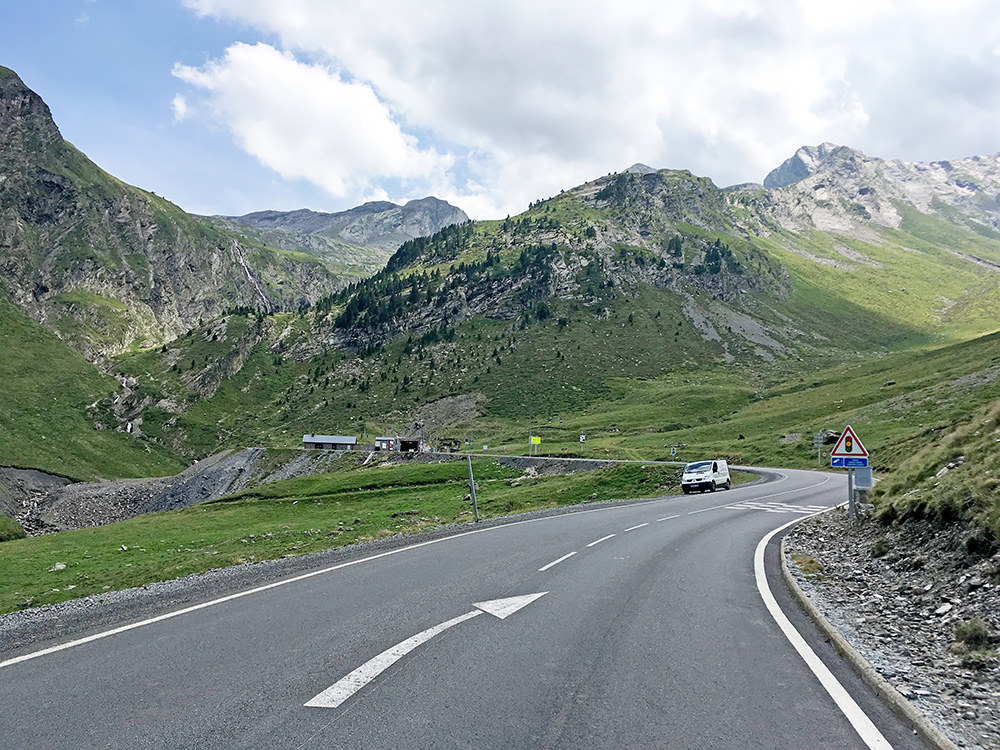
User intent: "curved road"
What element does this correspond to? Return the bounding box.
[1,468,929,749]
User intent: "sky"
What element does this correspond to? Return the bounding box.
[3,1,999,219]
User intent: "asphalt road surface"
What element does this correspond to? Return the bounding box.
[1,468,931,749]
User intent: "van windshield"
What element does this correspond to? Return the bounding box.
[685,461,712,471]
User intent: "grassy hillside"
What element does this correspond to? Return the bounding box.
[0,294,183,480]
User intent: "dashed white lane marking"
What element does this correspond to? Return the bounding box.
[657,514,680,522]
[539,551,577,572]
[755,516,894,750]
[586,534,616,547]
[624,523,649,532]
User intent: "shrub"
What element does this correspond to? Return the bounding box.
[954,617,993,650]
[0,514,26,542]
[870,538,890,558]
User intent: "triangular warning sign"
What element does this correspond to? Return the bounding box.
[830,425,868,458]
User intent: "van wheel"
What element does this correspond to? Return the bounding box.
[682,487,690,494]
[724,480,731,490]
[709,481,717,492]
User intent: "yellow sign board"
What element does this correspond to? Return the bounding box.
[530,436,541,444]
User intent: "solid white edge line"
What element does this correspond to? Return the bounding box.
[624,523,649,532]
[755,515,894,750]
[305,610,483,709]
[538,551,577,572]
[586,534,616,547]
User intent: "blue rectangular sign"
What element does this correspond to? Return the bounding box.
[832,456,868,468]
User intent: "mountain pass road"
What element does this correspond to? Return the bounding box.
[1,468,930,749]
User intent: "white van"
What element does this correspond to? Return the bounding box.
[681,459,730,493]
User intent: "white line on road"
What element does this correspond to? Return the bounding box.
[755,516,894,750]
[305,592,547,709]
[586,534,616,547]
[306,610,483,708]
[687,475,832,516]
[624,523,649,532]
[539,551,577,572]
[657,515,680,522]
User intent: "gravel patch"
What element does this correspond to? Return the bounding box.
[784,508,1000,749]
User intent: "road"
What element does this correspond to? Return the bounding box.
[1,468,929,749]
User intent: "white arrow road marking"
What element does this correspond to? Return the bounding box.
[472,592,549,619]
[305,592,548,709]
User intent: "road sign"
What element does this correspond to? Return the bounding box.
[580,434,586,443]
[530,436,541,445]
[832,456,868,468]
[671,446,676,456]
[831,425,868,460]
[854,467,874,489]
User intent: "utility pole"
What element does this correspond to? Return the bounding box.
[467,454,479,522]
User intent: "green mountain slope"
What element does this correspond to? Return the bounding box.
[0,66,339,359]
[0,294,182,480]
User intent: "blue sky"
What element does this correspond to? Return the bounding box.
[2,2,336,216]
[4,1,1000,220]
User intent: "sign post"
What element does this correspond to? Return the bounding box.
[467,454,479,523]
[830,425,869,519]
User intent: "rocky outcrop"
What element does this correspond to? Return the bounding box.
[763,142,843,188]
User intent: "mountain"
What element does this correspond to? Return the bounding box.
[204,197,469,280]
[6,65,1000,494]
[95,143,1000,469]
[0,66,341,359]
[760,142,1000,238]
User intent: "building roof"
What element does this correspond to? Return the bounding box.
[302,434,357,444]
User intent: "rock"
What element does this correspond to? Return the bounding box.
[47,562,66,572]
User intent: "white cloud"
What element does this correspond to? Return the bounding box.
[178,0,1000,217]
[172,43,453,199]
[171,94,189,123]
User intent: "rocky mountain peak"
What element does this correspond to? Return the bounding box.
[0,66,63,166]
[763,142,853,189]
[625,163,658,175]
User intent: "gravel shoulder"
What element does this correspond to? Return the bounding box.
[784,508,1000,750]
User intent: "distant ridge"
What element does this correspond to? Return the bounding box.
[223,197,469,254]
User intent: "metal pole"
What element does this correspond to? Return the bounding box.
[467,454,479,523]
[848,468,855,520]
